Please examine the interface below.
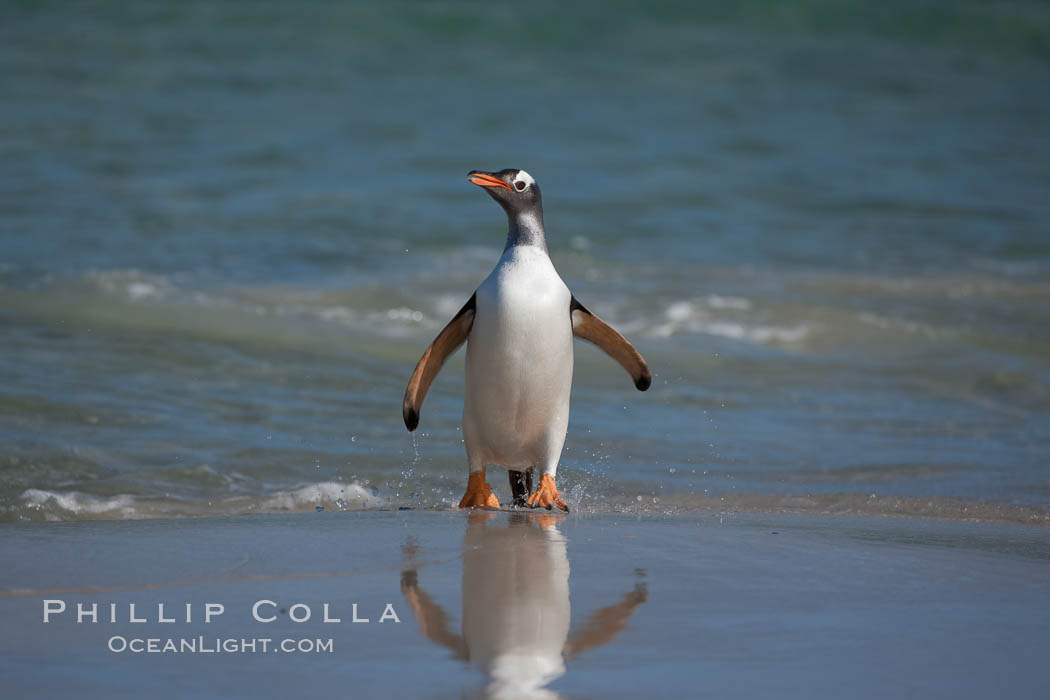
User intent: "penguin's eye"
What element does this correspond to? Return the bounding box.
[514,180,527,191]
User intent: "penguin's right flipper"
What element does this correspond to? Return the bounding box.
[403,293,476,431]
[570,296,652,391]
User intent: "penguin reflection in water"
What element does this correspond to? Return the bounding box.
[403,169,651,511]
[400,513,648,697]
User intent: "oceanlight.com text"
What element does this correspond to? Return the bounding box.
[107,636,334,654]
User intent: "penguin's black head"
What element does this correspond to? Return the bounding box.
[467,168,542,217]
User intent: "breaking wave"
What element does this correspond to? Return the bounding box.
[9,482,385,522]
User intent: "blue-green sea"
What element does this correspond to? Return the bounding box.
[2,1,1048,523]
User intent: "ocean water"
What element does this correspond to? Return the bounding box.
[2,1,1048,524]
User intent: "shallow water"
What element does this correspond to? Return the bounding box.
[2,1,1049,523]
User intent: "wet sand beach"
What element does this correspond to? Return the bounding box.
[2,509,1048,698]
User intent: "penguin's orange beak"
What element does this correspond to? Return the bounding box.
[468,172,512,190]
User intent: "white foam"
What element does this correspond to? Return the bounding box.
[316,306,355,323]
[127,282,160,300]
[259,481,379,511]
[665,300,694,322]
[22,489,138,518]
[705,294,752,310]
[86,269,173,302]
[384,307,424,322]
[14,482,385,522]
[649,299,812,345]
[699,321,811,344]
[858,311,938,339]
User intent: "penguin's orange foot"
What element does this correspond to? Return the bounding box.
[526,474,569,512]
[458,472,500,509]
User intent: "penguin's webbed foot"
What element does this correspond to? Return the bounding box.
[458,471,500,509]
[526,473,569,512]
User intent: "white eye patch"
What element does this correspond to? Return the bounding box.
[512,170,535,191]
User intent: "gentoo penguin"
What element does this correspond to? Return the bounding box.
[403,169,650,511]
[400,512,648,697]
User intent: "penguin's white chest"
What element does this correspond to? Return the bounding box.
[463,246,573,470]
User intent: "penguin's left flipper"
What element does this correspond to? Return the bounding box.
[570,296,651,391]
[403,293,476,431]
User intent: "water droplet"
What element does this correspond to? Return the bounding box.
[636,495,643,502]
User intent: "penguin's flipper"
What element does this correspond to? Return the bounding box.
[400,567,469,660]
[563,581,648,659]
[570,296,651,391]
[403,293,476,431]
